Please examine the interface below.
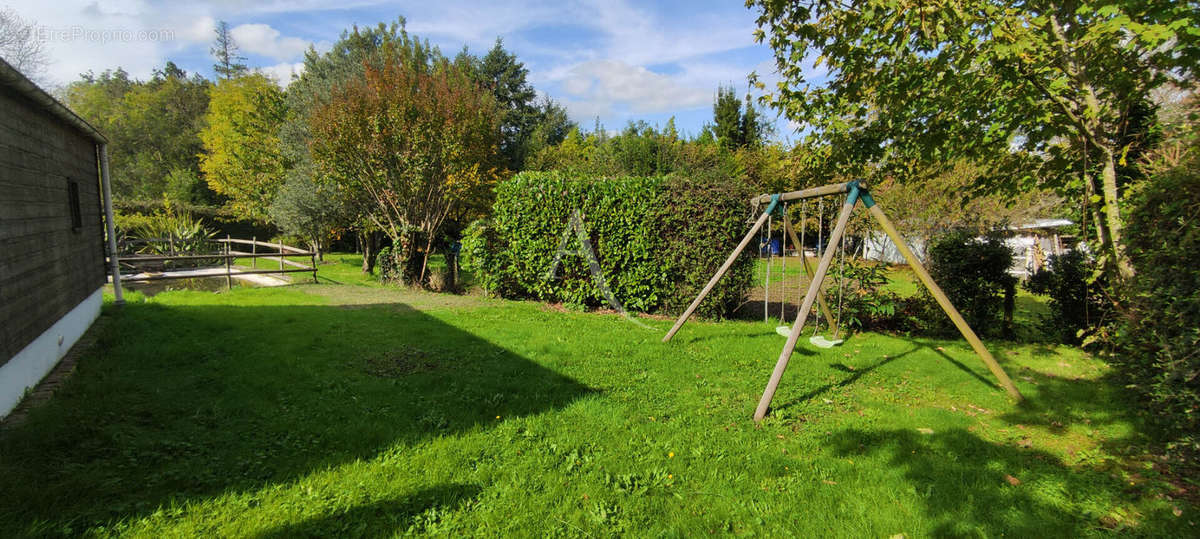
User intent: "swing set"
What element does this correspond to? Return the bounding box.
[758,194,846,348]
[662,181,1023,421]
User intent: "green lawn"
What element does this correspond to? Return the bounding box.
[0,268,1192,536]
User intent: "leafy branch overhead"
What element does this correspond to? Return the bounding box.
[748,0,1199,279]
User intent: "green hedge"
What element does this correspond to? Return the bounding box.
[463,171,753,318]
[1108,161,1200,461]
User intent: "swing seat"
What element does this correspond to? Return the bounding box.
[775,325,791,337]
[809,335,844,348]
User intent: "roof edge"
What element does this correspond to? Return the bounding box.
[0,56,106,144]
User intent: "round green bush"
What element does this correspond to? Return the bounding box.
[923,229,1016,337]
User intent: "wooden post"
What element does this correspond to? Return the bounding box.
[99,144,124,304]
[754,197,856,421]
[224,234,232,291]
[252,236,257,269]
[311,248,318,284]
[866,203,1023,401]
[782,213,838,330]
[663,208,774,342]
[278,239,285,273]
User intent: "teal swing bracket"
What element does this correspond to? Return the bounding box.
[844,180,876,208]
[762,193,785,217]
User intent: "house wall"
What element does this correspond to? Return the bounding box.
[0,84,106,369]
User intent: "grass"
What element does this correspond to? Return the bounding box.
[0,260,1194,536]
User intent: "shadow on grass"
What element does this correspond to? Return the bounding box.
[1000,364,1148,442]
[829,428,1179,536]
[769,348,913,413]
[0,298,591,534]
[254,483,482,538]
[926,345,1000,390]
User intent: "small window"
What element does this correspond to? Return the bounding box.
[68,180,82,231]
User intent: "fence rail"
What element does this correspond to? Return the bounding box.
[110,236,318,288]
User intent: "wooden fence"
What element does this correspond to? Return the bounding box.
[113,236,317,288]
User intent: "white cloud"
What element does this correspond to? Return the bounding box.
[258,61,305,87]
[556,60,710,117]
[179,16,217,43]
[4,0,783,135]
[230,23,311,61]
[4,1,319,87]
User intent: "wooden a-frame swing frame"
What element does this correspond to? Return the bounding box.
[661,180,1023,421]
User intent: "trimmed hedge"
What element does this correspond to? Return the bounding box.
[463,171,753,318]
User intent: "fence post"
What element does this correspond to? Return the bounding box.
[279,239,285,273]
[224,234,232,291]
[252,236,257,269]
[311,248,318,284]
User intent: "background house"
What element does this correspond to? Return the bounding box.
[863,218,1075,278]
[0,57,121,418]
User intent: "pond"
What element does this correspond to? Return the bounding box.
[121,277,259,297]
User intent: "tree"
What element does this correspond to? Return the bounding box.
[0,7,48,83]
[713,85,743,150]
[199,73,287,221]
[749,0,1200,281]
[476,38,538,170]
[309,49,504,284]
[712,85,768,150]
[281,19,439,272]
[211,21,248,79]
[63,64,213,201]
[526,97,577,158]
[269,173,346,260]
[740,95,765,149]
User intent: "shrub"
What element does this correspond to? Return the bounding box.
[461,219,516,296]
[824,258,903,332]
[1106,149,1200,461]
[1025,250,1111,344]
[114,199,277,240]
[923,229,1016,337]
[115,202,221,270]
[465,171,753,317]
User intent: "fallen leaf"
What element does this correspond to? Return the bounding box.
[1174,506,1183,517]
[917,428,934,435]
[1005,474,1021,486]
[1018,438,1033,449]
[822,479,838,485]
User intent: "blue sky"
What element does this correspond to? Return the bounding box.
[10,0,804,139]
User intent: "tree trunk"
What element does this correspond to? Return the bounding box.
[361,231,377,274]
[419,235,434,286]
[1099,147,1135,280]
[309,237,323,262]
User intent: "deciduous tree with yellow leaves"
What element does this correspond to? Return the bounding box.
[199,73,288,222]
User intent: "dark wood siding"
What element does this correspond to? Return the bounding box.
[0,85,105,365]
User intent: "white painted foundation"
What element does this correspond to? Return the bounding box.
[0,287,102,418]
